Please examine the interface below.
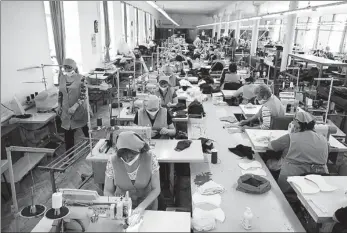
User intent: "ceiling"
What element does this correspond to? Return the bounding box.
[154,1,231,14]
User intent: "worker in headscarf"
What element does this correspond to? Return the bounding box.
[231,77,258,104]
[239,84,285,130]
[104,131,161,220]
[268,111,329,193]
[58,58,90,153]
[134,95,176,139]
[161,65,180,88]
[220,63,240,89]
[193,35,202,48]
[155,76,178,108]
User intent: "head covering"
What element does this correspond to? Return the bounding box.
[162,65,173,74]
[63,58,77,69]
[116,131,145,152]
[159,76,170,84]
[146,95,160,109]
[295,111,314,123]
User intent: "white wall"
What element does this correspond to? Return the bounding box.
[1,1,53,104]
[78,1,103,72]
[159,13,214,29]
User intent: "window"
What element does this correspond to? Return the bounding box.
[63,1,83,72]
[272,19,281,42]
[329,14,347,53]
[108,1,116,59]
[147,13,151,43]
[43,2,59,85]
[100,2,106,60]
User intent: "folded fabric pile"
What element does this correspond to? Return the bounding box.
[197,180,225,195]
[229,145,254,160]
[175,140,192,152]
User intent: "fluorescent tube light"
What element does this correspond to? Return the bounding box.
[262,13,282,19]
[146,1,180,26]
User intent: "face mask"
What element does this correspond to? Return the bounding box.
[121,154,140,166]
[65,70,75,77]
[146,109,159,117]
[160,86,168,92]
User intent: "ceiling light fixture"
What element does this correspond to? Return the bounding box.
[196,1,347,28]
[146,1,180,26]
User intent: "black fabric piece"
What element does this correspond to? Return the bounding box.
[228,145,254,160]
[200,83,213,94]
[176,131,188,140]
[175,140,192,152]
[111,102,123,108]
[45,206,70,220]
[332,223,347,233]
[223,82,242,90]
[335,207,347,227]
[169,103,186,112]
[259,150,283,162]
[211,62,224,72]
[188,100,205,117]
[21,205,46,218]
[236,174,271,194]
[174,110,188,118]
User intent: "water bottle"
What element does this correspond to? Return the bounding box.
[242,207,253,230]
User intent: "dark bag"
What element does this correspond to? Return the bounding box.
[198,137,214,153]
[169,103,186,112]
[188,100,205,117]
[200,83,213,95]
[236,174,271,194]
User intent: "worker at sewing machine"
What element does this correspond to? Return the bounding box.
[230,77,258,104]
[58,58,91,153]
[268,111,329,193]
[239,84,285,131]
[220,63,240,90]
[104,131,161,214]
[161,64,180,88]
[154,76,178,108]
[134,95,176,139]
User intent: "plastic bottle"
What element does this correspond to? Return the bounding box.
[123,191,132,219]
[242,207,253,230]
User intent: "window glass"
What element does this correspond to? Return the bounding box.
[108,1,116,59]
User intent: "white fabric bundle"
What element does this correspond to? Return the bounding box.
[193,207,225,223]
[198,181,225,195]
[179,79,192,87]
[192,193,221,207]
[191,217,215,232]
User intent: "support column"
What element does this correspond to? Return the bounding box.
[235,11,242,41]
[251,6,260,56]
[226,14,231,36]
[280,1,299,71]
[217,14,223,40]
[212,15,217,39]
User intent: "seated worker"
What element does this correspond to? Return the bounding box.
[231,77,258,104]
[193,36,202,48]
[239,84,285,130]
[268,111,329,193]
[155,76,178,108]
[161,65,180,88]
[104,131,161,213]
[325,46,334,60]
[208,49,220,64]
[220,63,241,90]
[192,49,201,60]
[134,95,176,139]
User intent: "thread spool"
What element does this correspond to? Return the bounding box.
[35,92,38,96]
[26,96,31,102]
[52,192,63,209]
[123,90,128,97]
[97,118,102,127]
[211,149,218,164]
[132,90,136,97]
[30,94,35,99]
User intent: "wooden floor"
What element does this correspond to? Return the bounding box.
[1,102,191,232]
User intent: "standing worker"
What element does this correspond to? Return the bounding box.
[230,34,238,62]
[58,58,90,153]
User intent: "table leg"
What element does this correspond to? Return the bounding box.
[169,163,175,197]
[2,174,11,200]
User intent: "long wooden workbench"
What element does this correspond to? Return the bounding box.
[188,100,305,232]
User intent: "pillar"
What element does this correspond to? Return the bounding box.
[212,15,217,39]
[251,6,260,56]
[217,14,223,40]
[226,14,231,36]
[280,1,299,71]
[235,11,242,41]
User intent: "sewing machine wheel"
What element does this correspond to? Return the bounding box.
[20,204,46,218]
[45,206,70,220]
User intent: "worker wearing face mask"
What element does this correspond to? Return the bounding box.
[155,76,178,108]
[58,58,90,153]
[104,131,161,219]
[239,84,285,131]
[268,111,329,193]
[134,95,176,139]
[161,65,180,88]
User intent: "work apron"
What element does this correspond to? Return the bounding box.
[155,88,175,107]
[137,108,170,139]
[112,153,158,210]
[277,132,329,193]
[59,74,88,130]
